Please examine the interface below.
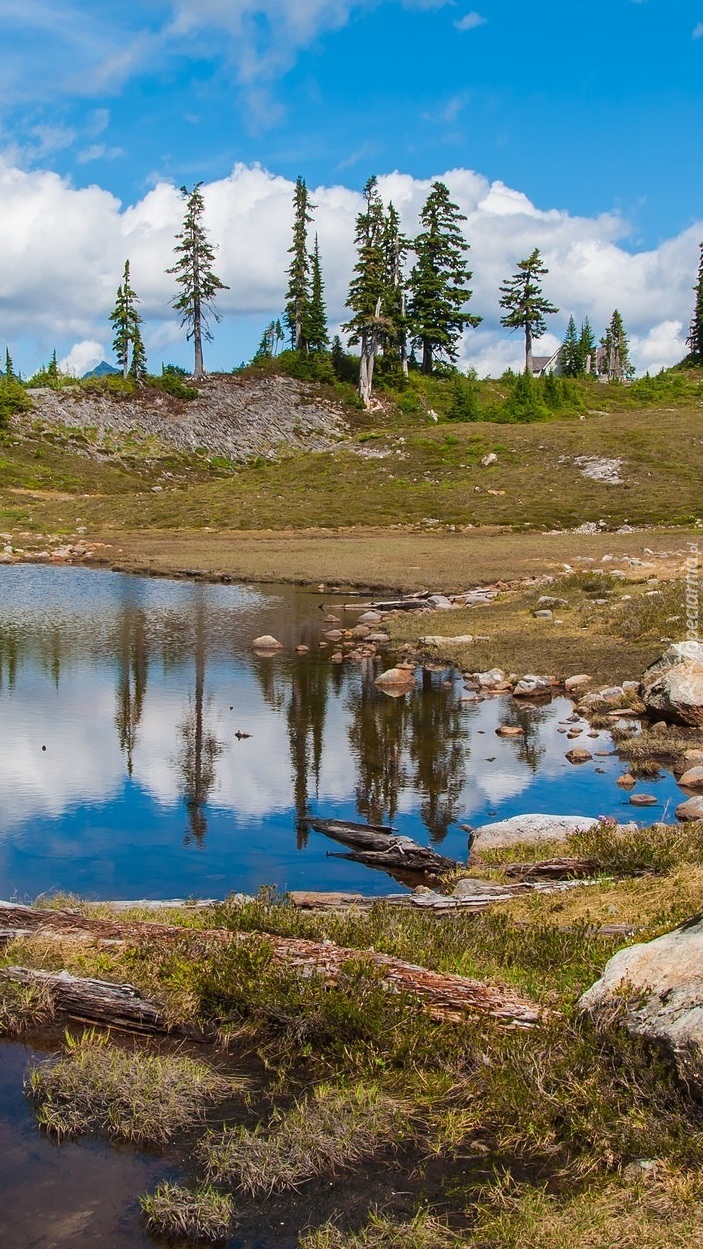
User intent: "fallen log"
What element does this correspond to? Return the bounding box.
[1,966,170,1035]
[308,821,459,878]
[0,902,540,1027]
[504,858,600,881]
[306,817,398,838]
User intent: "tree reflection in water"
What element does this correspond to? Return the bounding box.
[177,590,225,846]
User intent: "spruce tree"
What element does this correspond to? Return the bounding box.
[600,309,633,381]
[307,235,329,353]
[284,177,314,352]
[499,249,558,374]
[129,322,148,383]
[409,181,480,375]
[4,349,14,380]
[110,260,146,380]
[687,241,703,365]
[168,183,228,379]
[578,317,597,374]
[560,315,580,377]
[381,203,409,375]
[343,177,388,405]
[47,350,59,382]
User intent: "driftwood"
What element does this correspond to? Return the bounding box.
[0,902,540,1027]
[504,858,600,882]
[2,966,170,1035]
[307,819,458,878]
[307,817,398,838]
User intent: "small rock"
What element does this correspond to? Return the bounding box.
[566,748,593,764]
[617,774,637,788]
[323,614,341,623]
[324,629,344,641]
[679,766,703,791]
[375,667,417,690]
[496,725,524,737]
[533,609,553,619]
[252,635,283,650]
[676,796,703,822]
[295,644,309,653]
[481,452,498,467]
[565,674,593,694]
[630,794,658,807]
[513,674,552,698]
[357,611,383,625]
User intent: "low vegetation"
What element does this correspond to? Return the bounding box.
[202,1083,408,1194]
[140,1182,234,1242]
[26,1030,236,1144]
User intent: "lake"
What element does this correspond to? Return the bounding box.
[0,564,682,902]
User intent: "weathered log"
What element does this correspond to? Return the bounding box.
[308,821,458,878]
[2,966,172,1035]
[504,858,600,881]
[306,817,398,839]
[0,902,540,1027]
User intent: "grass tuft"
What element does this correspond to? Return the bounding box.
[201,1082,409,1195]
[26,1030,236,1144]
[300,1209,465,1249]
[140,1182,233,1242]
[0,976,55,1036]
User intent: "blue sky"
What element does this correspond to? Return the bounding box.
[1,0,702,375]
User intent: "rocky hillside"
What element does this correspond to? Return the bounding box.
[27,374,350,461]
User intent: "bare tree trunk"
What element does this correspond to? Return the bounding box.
[193,295,204,379]
[525,324,533,375]
[422,340,433,375]
[0,903,541,1027]
[401,291,408,377]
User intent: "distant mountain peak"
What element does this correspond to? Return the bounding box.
[82,361,121,379]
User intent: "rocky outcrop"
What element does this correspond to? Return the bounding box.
[25,374,349,462]
[642,642,703,728]
[580,913,703,1064]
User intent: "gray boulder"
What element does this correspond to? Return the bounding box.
[470,813,599,852]
[513,674,553,698]
[642,642,703,728]
[580,913,703,1062]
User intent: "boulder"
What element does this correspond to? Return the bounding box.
[617,773,637,789]
[471,813,599,852]
[565,748,593,764]
[629,793,658,807]
[676,797,703,822]
[428,595,454,610]
[642,642,703,728]
[475,668,505,688]
[579,914,703,1063]
[365,632,390,644]
[679,767,703,791]
[324,629,344,641]
[565,674,593,695]
[533,609,553,619]
[513,675,552,698]
[375,667,417,691]
[252,635,283,651]
[358,610,383,625]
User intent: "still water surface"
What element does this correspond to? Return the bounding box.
[0,564,683,901]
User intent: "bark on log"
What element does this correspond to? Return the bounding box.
[2,966,171,1035]
[504,858,600,881]
[0,903,540,1027]
[307,821,458,877]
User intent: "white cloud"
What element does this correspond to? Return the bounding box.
[454,11,487,32]
[76,143,125,164]
[693,21,703,39]
[59,340,105,376]
[0,157,701,375]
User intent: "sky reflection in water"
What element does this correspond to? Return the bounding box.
[0,565,683,901]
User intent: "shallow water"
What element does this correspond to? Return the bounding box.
[0,564,684,901]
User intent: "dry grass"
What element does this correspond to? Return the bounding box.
[474,1166,703,1249]
[26,1030,237,1144]
[300,1209,466,1249]
[140,1182,234,1242]
[202,1083,409,1195]
[0,976,55,1036]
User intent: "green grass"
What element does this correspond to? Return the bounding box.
[26,1030,236,1144]
[140,1182,234,1242]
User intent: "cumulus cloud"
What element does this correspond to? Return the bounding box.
[0,158,700,375]
[59,340,105,376]
[454,11,487,32]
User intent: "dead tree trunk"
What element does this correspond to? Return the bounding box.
[0,903,541,1027]
[2,967,170,1035]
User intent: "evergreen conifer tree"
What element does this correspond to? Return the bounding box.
[409,181,480,374]
[499,249,558,374]
[168,184,228,379]
[600,310,633,381]
[687,242,703,365]
[560,315,580,377]
[307,235,329,353]
[110,260,147,380]
[47,350,59,382]
[4,349,15,380]
[382,203,409,375]
[578,317,597,374]
[343,177,388,405]
[284,177,314,352]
